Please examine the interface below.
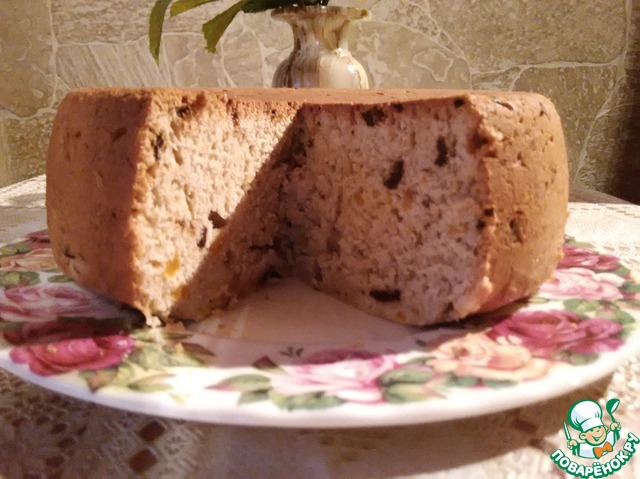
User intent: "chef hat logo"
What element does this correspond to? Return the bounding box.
[568,399,604,433]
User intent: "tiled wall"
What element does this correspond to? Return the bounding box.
[1,0,638,202]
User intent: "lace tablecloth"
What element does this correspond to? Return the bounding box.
[0,176,639,479]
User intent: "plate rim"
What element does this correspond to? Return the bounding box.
[1,325,638,428]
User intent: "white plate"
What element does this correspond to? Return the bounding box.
[1,231,639,428]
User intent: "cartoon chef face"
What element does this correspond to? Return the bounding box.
[580,425,609,445]
[568,399,608,444]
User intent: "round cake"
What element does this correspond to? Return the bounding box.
[46,88,569,325]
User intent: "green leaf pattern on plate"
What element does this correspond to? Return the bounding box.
[0,232,638,410]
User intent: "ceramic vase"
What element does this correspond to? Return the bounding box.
[271,6,370,89]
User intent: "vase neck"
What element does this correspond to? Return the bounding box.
[273,6,368,52]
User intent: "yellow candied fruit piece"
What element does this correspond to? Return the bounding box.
[164,254,181,278]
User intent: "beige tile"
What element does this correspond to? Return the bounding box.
[577,108,626,194]
[243,11,291,51]
[193,47,234,88]
[0,119,10,187]
[242,12,291,85]
[471,68,523,91]
[56,40,173,89]
[513,65,618,179]
[163,35,203,87]
[169,11,365,89]
[351,21,471,89]
[1,0,636,202]
[162,34,240,88]
[429,0,626,71]
[366,0,465,59]
[0,0,54,117]
[3,112,56,184]
[217,22,266,88]
[51,0,145,43]
[51,0,241,44]
[581,82,640,204]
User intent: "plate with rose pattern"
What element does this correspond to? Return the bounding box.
[0,231,639,428]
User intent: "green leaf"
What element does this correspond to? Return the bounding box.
[622,282,640,294]
[568,352,599,366]
[383,383,431,403]
[202,0,250,54]
[113,362,136,386]
[482,379,517,389]
[0,271,40,288]
[129,381,173,393]
[127,343,202,370]
[170,393,187,405]
[170,0,218,16]
[166,348,203,366]
[128,373,175,392]
[269,391,345,411]
[239,389,271,404]
[614,265,630,277]
[378,369,433,387]
[241,0,299,14]
[447,374,479,388]
[81,368,118,392]
[149,0,174,63]
[181,341,216,357]
[563,298,602,314]
[47,274,72,283]
[214,374,271,392]
[619,326,635,340]
[120,348,153,370]
[613,308,636,325]
[564,238,591,248]
[622,299,640,309]
[0,241,31,257]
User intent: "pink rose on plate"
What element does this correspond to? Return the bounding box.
[0,284,122,323]
[25,230,50,243]
[3,320,125,346]
[540,267,624,301]
[558,246,619,271]
[0,248,58,271]
[10,334,135,376]
[269,349,397,404]
[568,318,624,354]
[428,333,550,382]
[489,310,623,358]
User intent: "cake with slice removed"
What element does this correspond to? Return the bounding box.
[46,88,568,325]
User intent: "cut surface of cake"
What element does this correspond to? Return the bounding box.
[46,88,569,326]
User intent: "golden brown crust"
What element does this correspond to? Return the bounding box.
[62,87,540,107]
[47,90,153,306]
[468,93,569,314]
